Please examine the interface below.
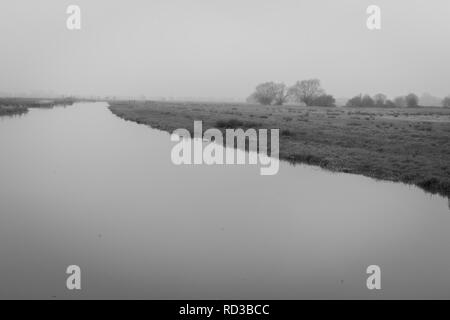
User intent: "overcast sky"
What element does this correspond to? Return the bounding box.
[0,0,449,99]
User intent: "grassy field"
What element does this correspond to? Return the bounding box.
[0,97,76,116]
[109,100,450,198]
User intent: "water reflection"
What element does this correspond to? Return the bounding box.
[0,102,449,299]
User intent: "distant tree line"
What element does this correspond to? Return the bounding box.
[346,93,420,108]
[346,93,450,108]
[248,79,335,107]
[249,81,450,108]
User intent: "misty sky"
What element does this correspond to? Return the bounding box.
[0,0,449,100]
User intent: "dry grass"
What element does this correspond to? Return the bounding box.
[109,100,450,198]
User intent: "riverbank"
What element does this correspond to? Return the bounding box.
[0,105,28,116]
[0,97,76,116]
[109,100,450,198]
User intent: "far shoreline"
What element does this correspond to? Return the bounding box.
[0,97,78,117]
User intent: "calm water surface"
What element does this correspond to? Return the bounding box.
[0,102,449,299]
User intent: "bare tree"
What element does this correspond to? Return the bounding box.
[273,83,289,105]
[288,79,324,106]
[250,82,287,105]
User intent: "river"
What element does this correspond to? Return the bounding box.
[0,102,449,299]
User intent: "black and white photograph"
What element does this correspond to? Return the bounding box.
[1,0,450,305]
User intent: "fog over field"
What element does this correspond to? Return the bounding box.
[0,0,449,99]
[1,1,450,302]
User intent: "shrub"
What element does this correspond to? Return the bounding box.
[405,93,419,107]
[393,96,406,107]
[442,96,450,108]
[346,95,363,107]
[312,94,336,107]
[361,95,375,107]
[281,129,294,137]
[384,100,396,108]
